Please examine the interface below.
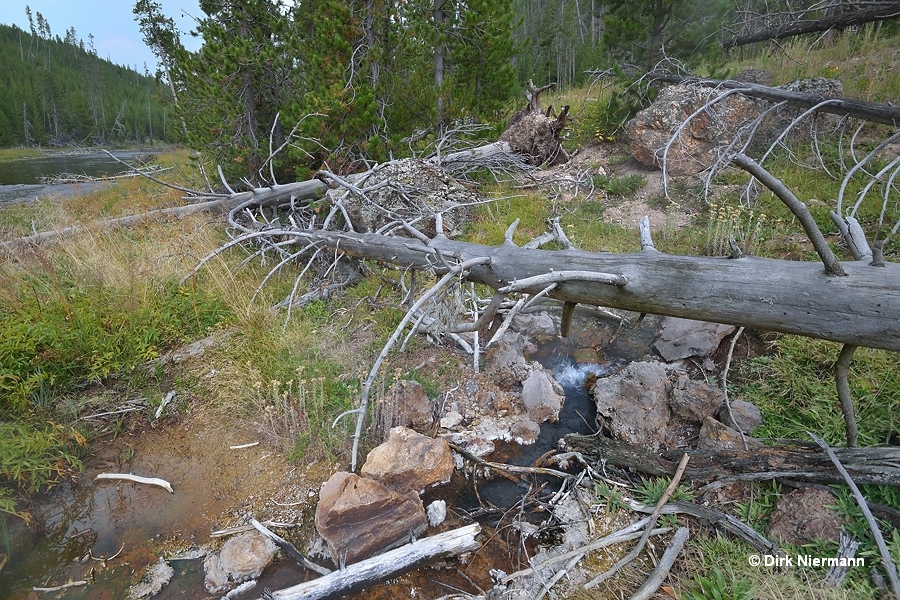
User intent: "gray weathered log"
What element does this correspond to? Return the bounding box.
[262,523,481,600]
[269,228,900,351]
[564,434,900,487]
[723,4,900,49]
[648,73,900,127]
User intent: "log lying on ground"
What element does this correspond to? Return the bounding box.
[564,434,900,487]
[648,73,900,127]
[262,523,481,600]
[272,227,900,351]
[723,4,900,49]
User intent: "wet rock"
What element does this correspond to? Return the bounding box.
[592,361,671,450]
[697,416,763,451]
[625,84,764,175]
[130,557,175,599]
[378,380,434,434]
[484,333,532,389]
[653,317,736,361]
[669,373,725,423]
[521,369,565,424]
[720,398,763,433]
[427,500,447,527]
[203,531,276,594]
[315,472,428,564]
[767,488,843,545]
[510,420,541,444]
[361,426,455,493]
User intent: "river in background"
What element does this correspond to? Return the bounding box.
[0,151,149,206]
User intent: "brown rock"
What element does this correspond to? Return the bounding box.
[669,374,725,423]
[361,426,455,493]
[625,84,763,175]
[521,369,564,424]
[510,420,541,445]
[485,333,531,389]
[203,531,276,594]
[379,380,434,434]
[592,361,671,450]
[315,472,428,565]
[767,488,843,545]
[697,416,763,451]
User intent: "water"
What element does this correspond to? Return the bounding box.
[0,151,146,206]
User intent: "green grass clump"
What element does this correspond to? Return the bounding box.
[736,336,900,446]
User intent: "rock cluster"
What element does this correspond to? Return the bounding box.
[314,427,454,565]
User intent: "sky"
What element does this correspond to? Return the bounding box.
[0,1,203,73]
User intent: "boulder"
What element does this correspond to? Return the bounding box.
[512,311,559,339]
[361,426,455,493]
[592,361,671,450]
[521,369,565,423]
[653,317,736,361]
[625,84,763,175]
[379,380,434,434]
[315,472,428,565]
[767,488,843,545]
[203,531,276,594]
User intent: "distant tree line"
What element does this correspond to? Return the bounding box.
[0,14,171,148]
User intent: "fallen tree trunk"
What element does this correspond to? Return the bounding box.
[648,73,900,127]
[564,434,900,487]
[272,226,900,351]
[723,3,900,49]
[263,523,481,600]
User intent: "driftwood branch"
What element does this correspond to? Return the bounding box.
[811,433,900,599]
[249,519,330,576]
[263,523,481,600]
[564,434,900,487]
[629,526,690,600]
[95,473,174,493]
[585,453,690,588]
[835,344,860,448]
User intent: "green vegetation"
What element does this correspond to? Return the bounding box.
[0,22,171,147]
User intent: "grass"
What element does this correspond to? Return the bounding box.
[0,147,45,162]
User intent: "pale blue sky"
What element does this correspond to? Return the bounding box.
[0,1,202,73]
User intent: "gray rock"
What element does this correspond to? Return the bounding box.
[720,399,763,433]
[315,472,427,565]
[767,488,844,545]
[625,84,764,175]
[203,531,276,594]
[130,557,175,599]
[592,361,671,450]
[484,333,531,389]
[426,500,447,527]
[361,426,455,493]
[521,370,565,424]
[653,317,736,361]
[512,311,559,339]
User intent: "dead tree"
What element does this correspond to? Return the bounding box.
[723,2,900,49]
